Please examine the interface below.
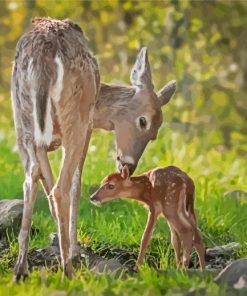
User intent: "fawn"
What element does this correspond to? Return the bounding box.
[90,165,205,270]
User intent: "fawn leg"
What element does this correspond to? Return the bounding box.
[168,222,181,267]
[135,210,158,270]
[168,216,193,269]
[193,227,205,270]
[180,230,194,268]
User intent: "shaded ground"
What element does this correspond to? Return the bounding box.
[1,232,241,276]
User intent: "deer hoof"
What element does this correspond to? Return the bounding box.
[133,265,139,273]
[13,273,28,283]
[63,262,73,280]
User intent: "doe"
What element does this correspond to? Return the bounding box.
[90,165,205,270]
[11,17,176,280]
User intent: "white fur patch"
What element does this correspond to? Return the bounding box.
[52,55,64,102]
[32,88,53,146]
[90,199,102,207]
[178,185,191,228]
[122,155,135,165]
[27,58,34,82]
[27,58,53,146]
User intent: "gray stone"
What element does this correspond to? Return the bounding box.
[51,292,68,296]
[234,275,247,290]
[49,232,59,247]
[0,199,23,235]
[0,237,8,252]
[224,190,247,199]
[90,257,125,277]
[206,242,241,258]
[215,258,247,288]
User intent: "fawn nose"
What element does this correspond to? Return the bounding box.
[90,193,100,204]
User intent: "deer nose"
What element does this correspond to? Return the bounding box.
[116,158,136,175]
[90,193,100,205]
[125,163,136,175]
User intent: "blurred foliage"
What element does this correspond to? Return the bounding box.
[0,0,247,151]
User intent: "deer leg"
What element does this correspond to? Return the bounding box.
[180,229,193,268]
[36,147,56,220]
[50,119,92,278]
[50,149,81,279]
[14,141,40,282]
[69,128,92,262]
[168,222,181,267]
[135,210,158,270]
[192,227,205,270]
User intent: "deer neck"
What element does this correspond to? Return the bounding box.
[93,82,136,130]
[129,175,152,205]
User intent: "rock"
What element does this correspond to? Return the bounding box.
[215,258,247,288]
[49,232,59,247]
[0,199,23,236]
[186,288,206,296]
[28,246,60,270]
[234,275,247,289]
[206,242,241,258]
[224,189,247,199]
[0,237,8,252]
[51,292,68,296]
[90,257,125,277]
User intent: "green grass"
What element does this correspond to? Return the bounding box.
[0,125,247,295]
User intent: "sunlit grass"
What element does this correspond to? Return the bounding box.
[0,125,246,295]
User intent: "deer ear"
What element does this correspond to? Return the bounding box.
[157,80,177,106]
[121,165,130,180]
[130,47,154,90]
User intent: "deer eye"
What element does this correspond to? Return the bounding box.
[107,183,115,190]
[139,117,147,129]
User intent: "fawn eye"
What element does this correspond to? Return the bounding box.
[139,117,147,129]
[107,183,115,190]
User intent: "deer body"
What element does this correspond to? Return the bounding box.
[11,18,176,280]
[90,166,205,270]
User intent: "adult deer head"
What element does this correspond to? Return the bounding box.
[95,47,176,175]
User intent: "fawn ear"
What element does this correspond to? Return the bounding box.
[130,47,154,90]
[121,165,130,180]
[157,80,177,106]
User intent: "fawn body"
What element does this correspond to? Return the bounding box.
[11,18,176,280]
[90,165,205,270]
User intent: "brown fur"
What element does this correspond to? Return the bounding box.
[11,17,176,280]
[91,166,205,270]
